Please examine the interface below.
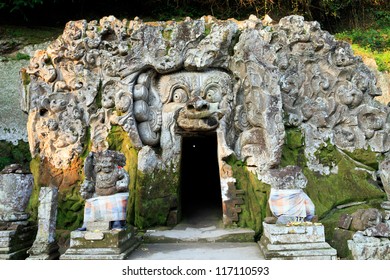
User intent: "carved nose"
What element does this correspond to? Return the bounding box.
[187,97,209,111]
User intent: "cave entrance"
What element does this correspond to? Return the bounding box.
[180,133,223,225]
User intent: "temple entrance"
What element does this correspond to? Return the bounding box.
[180,133,222,225]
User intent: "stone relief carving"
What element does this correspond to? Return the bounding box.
[20,14,390,228]
[80,150,129,230]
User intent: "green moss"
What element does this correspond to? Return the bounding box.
[204,24,211,37]
[280,128,306,167]
[162,29,173,41]
[226,156,271,239]
[314,141,343,168]
[135,165,180,229]
[26,156,41,222]
[107,125,139,226]
[343,147,379,170]
[280,129,385,219]
[320,199,384,259]
[305,150,384,218]
[0,140,31,171]
[57,184,85,230]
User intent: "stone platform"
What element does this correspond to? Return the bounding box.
[60,226,140,260]
[0,223,37,260]
[259,222,337,260]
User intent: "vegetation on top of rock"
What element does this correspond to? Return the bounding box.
[335,10,390,72]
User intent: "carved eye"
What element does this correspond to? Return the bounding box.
[172,88,188,103]
[204,85,222,103]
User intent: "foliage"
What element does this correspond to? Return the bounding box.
[0,140,31,171]
[0,0,388,32]
[334,10,390,72]
[0,0,43,12]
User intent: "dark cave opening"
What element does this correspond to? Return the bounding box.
[180,133,223,223]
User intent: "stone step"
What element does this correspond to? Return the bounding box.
[143,226,255,243]
[128,242,265,260]
[259,237,337,260]
[259,237,333,251]
[61,240,140,260]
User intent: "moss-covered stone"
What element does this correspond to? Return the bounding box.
[320,199,384,259]
[280,128,306,167]
[343,147,380,170]
[281,128,386,220]
[227,156,271,239]
[57,184,85,230]
[314,141,342,168]
[26,156,41,222]
[304,148,385,218]
[135,165,180,229]
[107,125,139,225]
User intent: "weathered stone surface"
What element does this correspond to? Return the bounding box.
[0,224,37,260]
[259,222,337,260]
[61,226,139,260]
[0,171,33,220]
[348,231,390,260]
[84,232,104,240]
[338,214,353,230]
[19,14,390,236]
[350,208,382,231]
[263,223,325,244]
[27,186,59,259]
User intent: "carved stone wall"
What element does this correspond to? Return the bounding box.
[20,15,389,230]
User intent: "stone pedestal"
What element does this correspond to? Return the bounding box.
[259,222,337,260]
[0,223,37,260]
[348,232,390,260]
[60,226,140,260]
[0,168,36,259]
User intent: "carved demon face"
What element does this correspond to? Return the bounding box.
[156,70,232,132]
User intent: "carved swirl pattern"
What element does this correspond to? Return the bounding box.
[21,14,390,176]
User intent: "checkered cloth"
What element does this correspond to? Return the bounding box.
[269,189,315,218]
[84,192,129,223]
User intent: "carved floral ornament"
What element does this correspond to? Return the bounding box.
[20,14,389,181]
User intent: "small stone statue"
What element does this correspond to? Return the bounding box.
[79,150,130,231]
[267,166,317,224]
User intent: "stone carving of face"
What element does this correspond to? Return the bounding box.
[335,82,363,109]
[156,70,232,132]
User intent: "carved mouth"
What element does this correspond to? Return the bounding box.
[177,108,219,131]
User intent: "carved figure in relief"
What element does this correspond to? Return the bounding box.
[79,150,129,230]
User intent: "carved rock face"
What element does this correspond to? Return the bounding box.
[155,70,232,132]
[20,15,390,207]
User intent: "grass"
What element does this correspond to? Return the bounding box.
[0,25,62,45]
[335,20,390,72]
